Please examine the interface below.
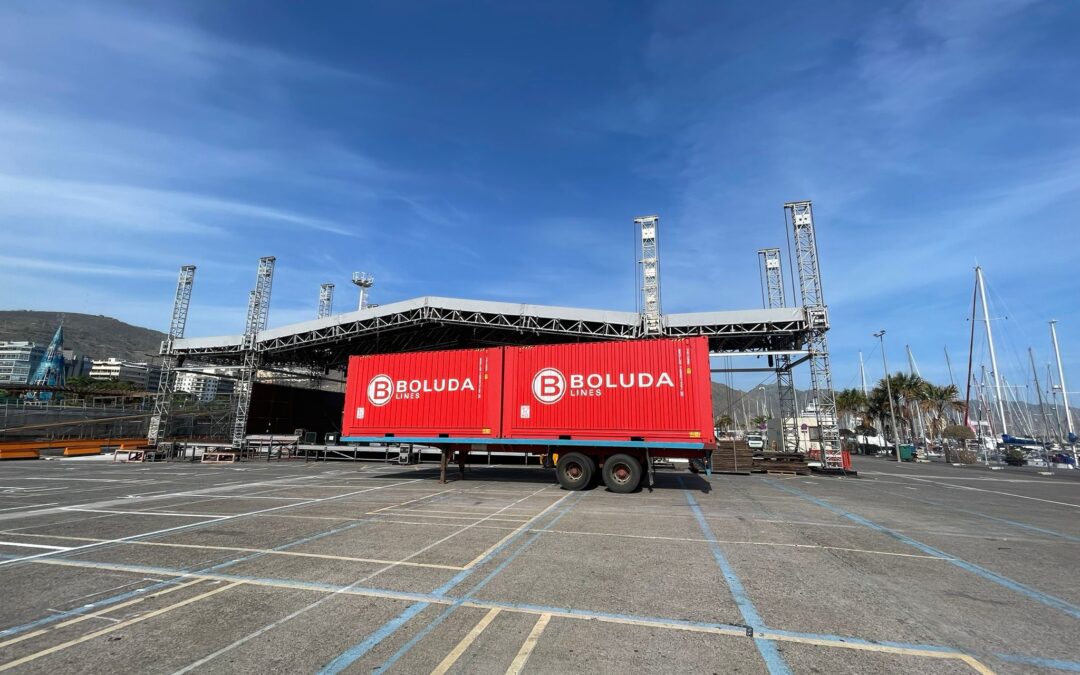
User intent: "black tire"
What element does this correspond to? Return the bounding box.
[602,453,642,494]
[556,452,595,491]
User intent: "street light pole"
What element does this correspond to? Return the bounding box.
[875,330,902,462]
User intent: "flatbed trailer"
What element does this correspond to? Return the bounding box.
[341,337,715,493]
[339,436,709,492]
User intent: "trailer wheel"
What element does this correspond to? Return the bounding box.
[556,452,594,491]
[602,454,642,493]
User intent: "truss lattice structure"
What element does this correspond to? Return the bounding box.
[317,284,335,319]
[148,265,195,446]
[232,257,275,449]
[636,215,662,335]
[785,201,841,469]
[759,249,799,453]
[171,298,810,370]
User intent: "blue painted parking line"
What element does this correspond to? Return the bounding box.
[317,491,577,675]
[0,519,363,640]
[851,480,1080,543]
[20,547,1075,672]
[0,481,444,640]
[995,652,1080,672]
[370,493,582,674]
[766,479,1080,620]
[680,479,792,675]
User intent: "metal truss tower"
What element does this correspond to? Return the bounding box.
[785,201,842,469]
[148,265,195,446]
[352,272,374,311]
[636,215,662,335]
[232,256,275,449]
[317,283,335,319]
[758,248,798,453]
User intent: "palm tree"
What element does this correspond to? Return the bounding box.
[923,384,965,441]
[886,372,929,441]
[715,414,734,432]
[869,375,905,440]
[834,388,868,430]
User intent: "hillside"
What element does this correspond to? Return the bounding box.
[710,381,812,422]
[0,311,165,362]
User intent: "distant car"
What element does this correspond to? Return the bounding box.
[746,434,765,450]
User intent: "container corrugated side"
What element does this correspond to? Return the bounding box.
[501,337,714,443]
[342,348,502,438]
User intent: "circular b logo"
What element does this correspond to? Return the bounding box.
[532,368,565,404]
[367,374,394,406]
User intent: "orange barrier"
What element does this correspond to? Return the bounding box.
[0,437,147,460]
[63,447,103,457]
[0,449,38,460]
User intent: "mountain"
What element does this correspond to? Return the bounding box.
[0,311,165,362]
[710,381,812,422]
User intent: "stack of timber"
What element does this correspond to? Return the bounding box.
[752,452,810,475]
[711,439,753,475]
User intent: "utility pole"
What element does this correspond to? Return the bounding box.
[977,266,1008,436]
[875,330,901,462]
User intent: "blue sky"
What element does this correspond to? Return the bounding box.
[1,0,1078,399]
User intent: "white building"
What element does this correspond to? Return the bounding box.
[0,341,44,385]
[89,358,162,390]
[174,367,235,401]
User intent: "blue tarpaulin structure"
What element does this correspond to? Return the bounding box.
[27,325,65,401]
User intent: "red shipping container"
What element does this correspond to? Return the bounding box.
[502,337,714,444]
[342,348,502,438]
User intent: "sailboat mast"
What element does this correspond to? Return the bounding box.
[906,345,927,441]
[1030,348,1051,443]
[859,351,868,396]
[977,266,1008,436]
[945,346,960,424]
[1048,364,1065,442]
[980,365,996,438]
[963,269,978,428]
[1050,320,1074,440]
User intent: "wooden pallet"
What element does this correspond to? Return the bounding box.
[752,452,810,475]
[711,441,754,474]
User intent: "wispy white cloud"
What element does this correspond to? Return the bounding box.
[0,255,176,279]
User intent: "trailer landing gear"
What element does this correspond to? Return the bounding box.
[556,452,594,491]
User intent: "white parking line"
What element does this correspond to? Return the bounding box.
[58,508,229,518]
[0,541,72,551]
[0,479,421,568]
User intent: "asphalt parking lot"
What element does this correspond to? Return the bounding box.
[0,455,1077,674]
